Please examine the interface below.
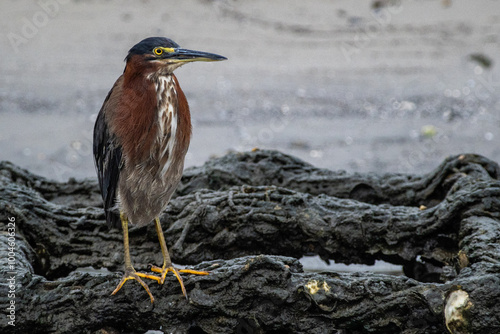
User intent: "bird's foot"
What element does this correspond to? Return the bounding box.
[112,267,161,303]
[150,264,209,298]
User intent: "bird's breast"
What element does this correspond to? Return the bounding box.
[151,75,187,178]
[154,75,179,177]
[116,73,191,226]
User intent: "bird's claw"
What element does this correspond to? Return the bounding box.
[112,268,160,303]
[150,265,209,299]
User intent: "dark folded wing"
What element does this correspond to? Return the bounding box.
[93,90,123,229]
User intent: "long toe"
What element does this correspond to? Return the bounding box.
[112,268,159,303]
[150,265,209,299]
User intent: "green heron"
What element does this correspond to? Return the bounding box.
[93,37,226,303]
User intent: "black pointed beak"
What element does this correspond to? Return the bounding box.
[167,48,227,63]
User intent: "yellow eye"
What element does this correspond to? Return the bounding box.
[154,48,163,56]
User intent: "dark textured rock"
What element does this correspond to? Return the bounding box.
[0,150,499,334]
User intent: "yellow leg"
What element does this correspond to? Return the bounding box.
[111,213,161,303]
[150,218,209,299]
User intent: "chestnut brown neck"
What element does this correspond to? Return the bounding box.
[113,55,192,168]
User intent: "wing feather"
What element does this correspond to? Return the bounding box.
[93,85,123,228]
